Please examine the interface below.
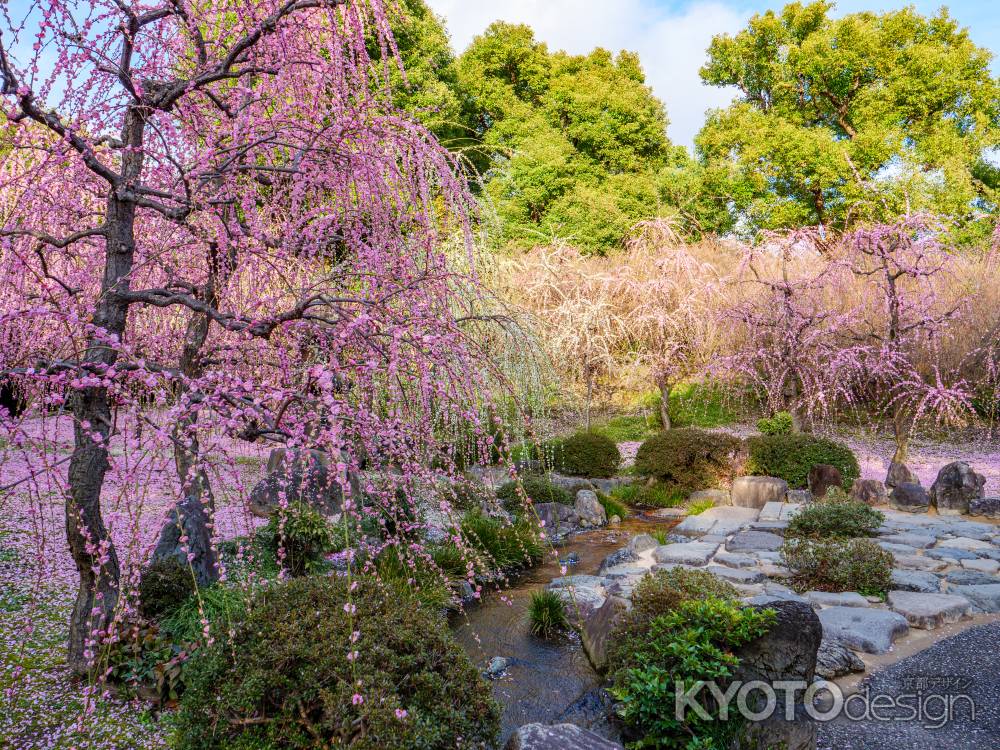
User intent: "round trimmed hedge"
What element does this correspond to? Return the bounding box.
[497,475,573,507]
[556,431,621,478]
[745,433,859,490]
[634,428,743,491]
[175,575,500,750]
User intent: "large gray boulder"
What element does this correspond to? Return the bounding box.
[929,461,986,516]
[850,478,888,506]
[505,723,623,750]
[151,494,218,586]
[731,476,788,509]
[818,607,909,654]
[889,482,929,513]
[580,595,629,673]
[735,600,822,750]
[886,461,919,489]
[248,448,356,518]
[575,490,607,527]
[970,496,1000,518]
[534,502,580,536]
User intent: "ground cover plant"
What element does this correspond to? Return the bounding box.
[786,498,885,539]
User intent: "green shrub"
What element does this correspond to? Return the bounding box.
[745,433,859,490]
[756,411,793,436]
[175,576,500,750]
[597,491,628,520]
[265,502,335,576]
[371,546,455,612]
[528,590,569,638]
[781,538,893,596]
[634,428,743,491]
[105,619,187,703]
[138,557,197,620]
[497,475,573,509]
[786,499,884,540]
[610,598,775,749]
[595,415,652,443]
[557,430,622,478]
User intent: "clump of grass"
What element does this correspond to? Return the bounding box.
[528,590,569,638]
[611,482,686,509]
[461,511,544,572]
[686,498,715,515]
[597,491,628,520]
[160,583,251,645]
[650,529,670,545]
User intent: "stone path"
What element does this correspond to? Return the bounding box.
[546,502,1000,675]
[816,620,1000,749]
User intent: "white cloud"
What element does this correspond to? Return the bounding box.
[425,0,749,149]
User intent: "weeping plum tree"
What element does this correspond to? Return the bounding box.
[0,0,509,677]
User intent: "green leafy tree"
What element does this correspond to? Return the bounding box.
[458,23,698,254]
[697,1,1000,238]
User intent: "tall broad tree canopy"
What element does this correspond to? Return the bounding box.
[457,22,706,255]
[697,1,1000,239]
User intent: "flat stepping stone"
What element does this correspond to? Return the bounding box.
[807,591,869,608]
[880,533,936,549]
[925,547,980,561]
[758,501,786,521]
[713,551,758,569]
[961,558,1000,575]
[951,583,1000,613]
[758,562,793,579]
[672,514,719,537]
[938,536,996,552]
[893,554,948,572]
[944,521,997,541]
[652,542,719,566]
[878,541,918,556]
[548,575,606,590]
[943,570,998,586]
[748,520,789,534]
[890,569,941,593]
[819,607,909,654]
[706,564,766,584]
[600,564,651,580]
[887,591,972,629]
[727,530,784,553]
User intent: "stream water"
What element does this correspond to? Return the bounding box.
[451,515,680,745]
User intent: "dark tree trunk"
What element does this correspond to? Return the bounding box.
[65,107,145,675]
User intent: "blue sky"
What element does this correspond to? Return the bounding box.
[428,0,1000,147]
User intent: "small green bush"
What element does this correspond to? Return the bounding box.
[634,428,743,491]
[781,538,893,596]
[265,502,335,577]
[557,430,622,478]
[745,433,859,490]
[138,557,197,620]
[686,498,715,515]
[756,411,793,436]
[497,475,573,509]
[175,576,500,750]
[528,590,569,638]
[610,598,775,749]
[786,499,884,540]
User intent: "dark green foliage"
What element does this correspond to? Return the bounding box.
[557,430,622,478]
[105,619,186,703]
[781,538,894,596]
[528,590,569,638]
[634,428,743,491]
[787,499,884,540]
[264,502,335,577]
[498,475,573,509]
[610,598,775,749]
[174,576,501,750]
[756,411,793,436]
[746,433,859,490]
[138,557,196,620]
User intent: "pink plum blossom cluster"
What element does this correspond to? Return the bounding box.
[0,0,530,733]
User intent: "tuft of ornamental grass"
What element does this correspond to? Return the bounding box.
[686,498,715,516]
[597,491,628,520]
[528,589,569,639]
